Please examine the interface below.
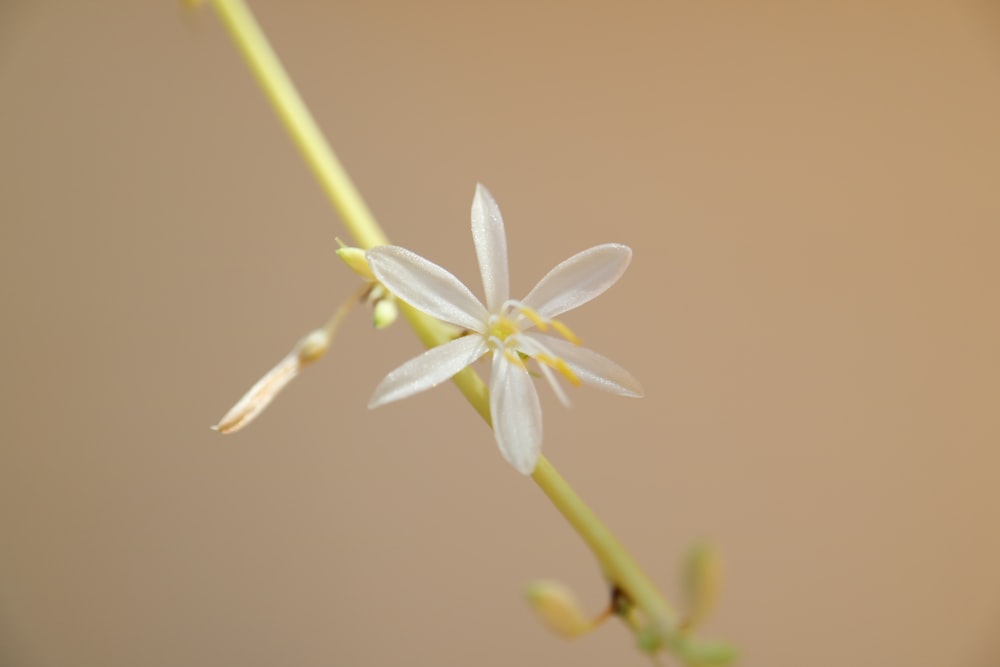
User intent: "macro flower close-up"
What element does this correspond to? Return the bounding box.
[366,184,644,474]
[7,3,1000,666]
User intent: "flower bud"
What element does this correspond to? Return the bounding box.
[372,296,398,329]
[681,542,723,631]
[336,246,375,281]
[525,580,594,639]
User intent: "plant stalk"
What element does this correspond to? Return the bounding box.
[203,0,677,647]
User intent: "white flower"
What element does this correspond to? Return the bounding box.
[366,184,643,474]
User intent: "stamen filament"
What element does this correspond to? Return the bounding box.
[518,305,550,331]
[550,318,582,346]
[535,353,582,387]
[503,347,527,369]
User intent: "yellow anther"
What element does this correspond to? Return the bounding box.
[535,354,582,387]
[550,319,582,346]
[518,305,549,331]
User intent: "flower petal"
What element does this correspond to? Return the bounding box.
[471,183,510,313]
[490,350,543,475]
[525,333,644,397]
[368,335,489,408]
[521,244,632,319]
[367,246,489,331]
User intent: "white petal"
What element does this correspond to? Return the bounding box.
[490,351,543,475]
[526,333,644,397]
[471,183,510,313]
[367,246,489,332]
[368,335,489,408]
[521,244,632,319]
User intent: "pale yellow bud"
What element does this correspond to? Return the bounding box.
[681,542,723,631]
[336,246,375,281]
[525,580,594,639]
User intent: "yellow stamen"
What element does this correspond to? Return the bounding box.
[550,319,582,346]
[535,353,582,387]
[504,347,527,369]
[518,305,549,332]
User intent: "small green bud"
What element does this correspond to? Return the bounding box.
[677,639,739,666]
[372,296,398,329]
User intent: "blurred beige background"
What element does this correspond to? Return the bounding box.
[2,1,999,665]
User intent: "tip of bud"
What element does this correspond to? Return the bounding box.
[336,247,375,281]
[525,580,596,639]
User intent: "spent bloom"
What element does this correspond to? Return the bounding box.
[366,184,643,474]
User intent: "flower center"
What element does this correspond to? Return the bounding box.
[486,304,583,386]
[487,313,522,342]
[487,303,581,343]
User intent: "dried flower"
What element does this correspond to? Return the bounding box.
[213,329,330,434]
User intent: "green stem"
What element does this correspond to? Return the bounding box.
[203,0,676,649]
[206,0,385,250]
[531,458,677,636]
